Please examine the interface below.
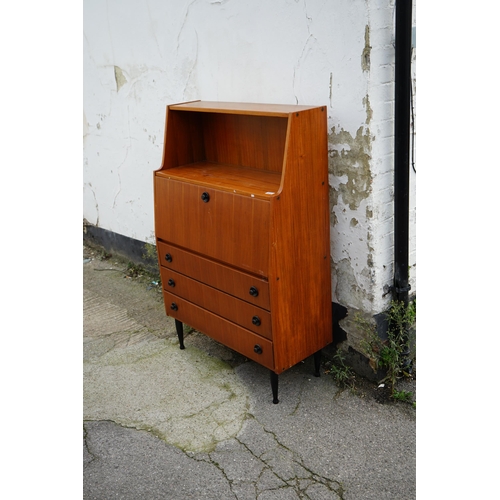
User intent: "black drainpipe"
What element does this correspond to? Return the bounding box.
[393,0,412,305]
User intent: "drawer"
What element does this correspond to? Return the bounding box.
[154,176,270,276]
[157,241,270,310]
[160,268,272,339]
[163,291,274,370]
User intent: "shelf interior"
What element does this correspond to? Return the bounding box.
[163,111,288,174]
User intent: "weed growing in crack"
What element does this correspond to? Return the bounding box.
[361,299,416,403]
[95,249,112,260]
[325,351,356,390]
[126,262,145,278]
[142,241,158,263]
[392,390,413,403]
[142,241,162,285]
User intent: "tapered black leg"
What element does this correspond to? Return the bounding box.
[313,350,322,377]
[175,319,185,349]
[270,371,279,404]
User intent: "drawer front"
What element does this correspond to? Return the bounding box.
[163,291,274,370]
[160,268,272,339]
[157,241,270,310]
[155,176,270,276]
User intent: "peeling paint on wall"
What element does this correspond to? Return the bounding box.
[114,66,127,92]
[328,90,376,315]
[361,25,371,72]
[335,258,374,311]
[362,94,372,124]
[328,125,372,211]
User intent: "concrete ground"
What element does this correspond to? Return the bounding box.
[83,244,416,499]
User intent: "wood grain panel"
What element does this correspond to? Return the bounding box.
[269,106,333,373]
[169,101,319,116]
[163,291,274,370]
[155,177,270,275]
[161,107,205,169]
[156,163,281,199]
[156,241,270,309]
[160,268,272,338]
[202,114,287,172]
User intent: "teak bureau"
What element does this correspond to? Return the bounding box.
[154,101,332,403]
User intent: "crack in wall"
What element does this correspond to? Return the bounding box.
[112,105,133,209]
[293,33,316,104]
[145,0,163,59]
[183,31,199,99]
[112,148,127,209]
[292,1,317,105]
[85,181,99,226]
[176,0,198,53]
[361,24,371,72]
[329,72,333,107]
[303,0,313,31]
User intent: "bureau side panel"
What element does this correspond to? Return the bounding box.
[269,107,332,373]
[161,107,206,169]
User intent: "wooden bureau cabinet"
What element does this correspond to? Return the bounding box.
[154,101,332,403]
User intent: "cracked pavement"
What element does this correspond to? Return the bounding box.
[83,245,415,499]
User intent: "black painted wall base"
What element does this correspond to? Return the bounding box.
[83,222,158,273]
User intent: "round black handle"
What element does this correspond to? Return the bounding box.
[165,253,172,263]
[252,316,261,326]
[168,279,175,287]
[249,286,259,297]
[254,344,263,355]
[201,192,210,203]
[170,302,178,311]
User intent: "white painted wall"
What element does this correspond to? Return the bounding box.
[83,0,416,321]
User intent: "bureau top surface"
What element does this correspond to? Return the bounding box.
[155,162,282,199]
[169,101,324,117]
